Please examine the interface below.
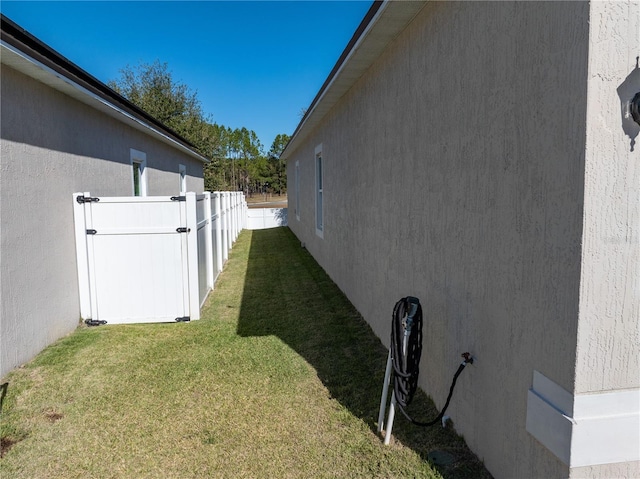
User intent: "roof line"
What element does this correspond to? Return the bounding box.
[287,1,384,148]
[294,1,384,135]
[282,1,427,159]
[0,14,207,162]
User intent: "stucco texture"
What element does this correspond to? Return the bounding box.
[286,2,638,478]
[576,0,639,394]
[1,65,204,378]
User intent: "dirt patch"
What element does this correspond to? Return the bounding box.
[246,194,287,209]
[1,436,18,458]
[44,410,63,423]
[247,201,287,209]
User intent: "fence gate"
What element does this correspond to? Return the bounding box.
[73,192,200,325]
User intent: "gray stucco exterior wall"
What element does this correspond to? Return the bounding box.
[285,2,639,478]
[1,65,205,379]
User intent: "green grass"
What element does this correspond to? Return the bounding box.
[0,227,491,479]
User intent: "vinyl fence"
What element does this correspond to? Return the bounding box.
[74,191,246,325]
[246,207,288,230]
[195,191,247,307]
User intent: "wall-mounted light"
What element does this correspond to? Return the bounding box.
[617,59,640,151]
[630,92,640,127]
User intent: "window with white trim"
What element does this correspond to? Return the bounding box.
[295,160,300,221]
[315,144,323,237]
[130,149,147,196]
[179,164,187,193]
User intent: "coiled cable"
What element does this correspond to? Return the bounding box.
[391,297,472,427]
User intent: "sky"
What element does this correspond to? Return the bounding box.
[1,1,374,151]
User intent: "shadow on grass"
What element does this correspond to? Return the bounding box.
[236,228,491,479]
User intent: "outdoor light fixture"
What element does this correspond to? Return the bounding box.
[630,92,640,126]
[617,60,640,151]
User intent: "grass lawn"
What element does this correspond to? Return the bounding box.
[0,227,491,479]
[245,193,287,208]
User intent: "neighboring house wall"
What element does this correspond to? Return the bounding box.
[1,63,205,378]
[285,2,639,478]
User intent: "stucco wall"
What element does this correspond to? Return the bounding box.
[568,3,640,476]
[576,0,639,394]
[1,65,205,379]
[287,2,595,478]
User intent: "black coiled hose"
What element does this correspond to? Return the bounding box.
[391,296,472,427]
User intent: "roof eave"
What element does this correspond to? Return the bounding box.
[282,0,427,160]
[0,14,209,164]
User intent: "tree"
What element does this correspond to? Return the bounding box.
[109,61,205,144]
[269,134,290,194]
[109,60,286,195]
[237,127,263,194]
[109,60,229,190]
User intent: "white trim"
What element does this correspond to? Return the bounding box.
[296,3,389,140]
[130,148,147,197]
[315,144,324,238]
[295,160,300,221]
[282,1,426,159]
[526,370,640,467]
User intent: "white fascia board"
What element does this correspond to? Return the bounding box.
[1,41,208,164]
[526,370,640,468]
[282,1,427,160]
[285,2,389,155]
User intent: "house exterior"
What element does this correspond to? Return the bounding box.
[1,15,208,379]
[283,2,639,478]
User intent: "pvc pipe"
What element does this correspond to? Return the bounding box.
[384,392,396,445]
[382,318,411,444]
[378,349,393,433]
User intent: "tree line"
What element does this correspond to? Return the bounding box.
[108,61,290,195]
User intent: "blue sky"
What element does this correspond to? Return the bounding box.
[1,1,373,150]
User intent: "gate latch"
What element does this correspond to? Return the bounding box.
[76,195,100,204]
[176,227,190,233]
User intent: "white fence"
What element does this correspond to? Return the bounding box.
[74,191,246,325]
[195,191,247,307]
[246,208,288,230]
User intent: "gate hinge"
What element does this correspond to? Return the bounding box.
[86,229,97,235]
[85,318,107,326]
[175,316,191,322]
[176,227,190,233]
[76,195,100,204]
[171,196,186,202]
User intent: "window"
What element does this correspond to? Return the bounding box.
[315,144,323,237]
[130,149,147,196]
[179,164,186,193]
[295,160,300,221]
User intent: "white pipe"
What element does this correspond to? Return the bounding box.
[383,319,411,444]
[384,392,396,445]
[378,349,393,433]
